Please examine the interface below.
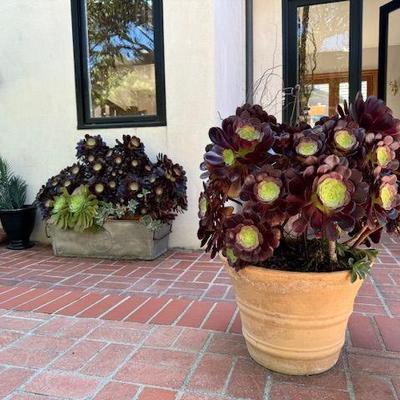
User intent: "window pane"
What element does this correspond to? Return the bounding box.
[339,82,348,106]
[361,80,368,98]
[339,81,367,109]
[297,1,350,124]
[362,0,385,97]
[86,0,156,118]
[307,83,329,126]
[387,8,400,115]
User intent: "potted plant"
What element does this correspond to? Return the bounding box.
[37,134,187,260]
[0,156,36,249]
[198,94,400,375]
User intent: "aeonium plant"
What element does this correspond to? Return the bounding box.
[198,94,400,281]
[37,134,187,232]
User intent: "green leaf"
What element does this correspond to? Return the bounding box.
[94,202,128,226]
[336,243,345,257]
[141,215,162,232]
[350,257,371,282]
[127,199,138,214]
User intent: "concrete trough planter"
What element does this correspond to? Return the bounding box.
[48,220,171,260]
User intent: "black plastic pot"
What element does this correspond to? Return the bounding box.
[0,205,36,250]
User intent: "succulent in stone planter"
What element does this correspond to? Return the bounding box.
[37,135,187,231]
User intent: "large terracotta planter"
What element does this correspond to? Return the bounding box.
[223,259,363,375]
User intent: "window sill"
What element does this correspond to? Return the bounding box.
[77,118,167,130]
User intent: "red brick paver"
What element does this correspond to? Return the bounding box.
[0,239,400,399]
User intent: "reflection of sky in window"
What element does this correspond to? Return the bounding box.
[321,32,349,52]
[90,23,154,63]
[296,22,349,53]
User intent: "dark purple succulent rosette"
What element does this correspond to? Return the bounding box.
[224,205,282,269]
[293,127,326,159]
[295,155,369,240]
[240,166,281,201]
[364,174,400,229]
[199,96,400,270]
[36,163,87,219]
[76,134,109,162]
[351,93,400,136]
[236,103,278,126]
[330,120,365,156]
[203,116,274,172]
[371,135,400,176]
[197,181,234,258]
[37,134,187,224]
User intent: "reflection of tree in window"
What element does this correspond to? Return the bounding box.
[297,3,350,122]
[87,0,156,118]
[298,6,316,122]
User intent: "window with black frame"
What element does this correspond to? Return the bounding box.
[71,0,166,129]
[282,0,363,125]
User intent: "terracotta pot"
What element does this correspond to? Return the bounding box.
[223,259,363,375]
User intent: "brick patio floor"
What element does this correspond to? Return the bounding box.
[0,235,399,399]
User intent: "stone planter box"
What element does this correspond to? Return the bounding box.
[47,220,171,260]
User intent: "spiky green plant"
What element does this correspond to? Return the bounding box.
[0,156,27,210]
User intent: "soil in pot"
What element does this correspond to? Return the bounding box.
[0,205,36,250]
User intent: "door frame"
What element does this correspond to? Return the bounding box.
[378,0,400,100]
[282,0,363,123]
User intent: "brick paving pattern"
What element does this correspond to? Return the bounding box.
[0,234,398,399]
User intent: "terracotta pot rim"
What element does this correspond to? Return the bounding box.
[220,255,357,282]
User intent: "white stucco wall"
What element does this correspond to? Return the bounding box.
[0,0,246,249]
[214,0,246,116]
[253,0,283,118]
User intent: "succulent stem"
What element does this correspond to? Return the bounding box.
[328,240,338,263]
[352,226,381,248]
[345,226,369,247]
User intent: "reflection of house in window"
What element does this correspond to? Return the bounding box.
[306,70,378,124]
[294,1,392,126]
[91,64,157,118]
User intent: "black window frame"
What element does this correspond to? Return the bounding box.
[71,0,166,130]
[282,0,363,123]
[378,0,400,101]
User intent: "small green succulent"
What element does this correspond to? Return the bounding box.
[51,185,98,232]
[69,186,98,232]
[51,189,72,230]
[94,201,126,226]
[141,215,163,232]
